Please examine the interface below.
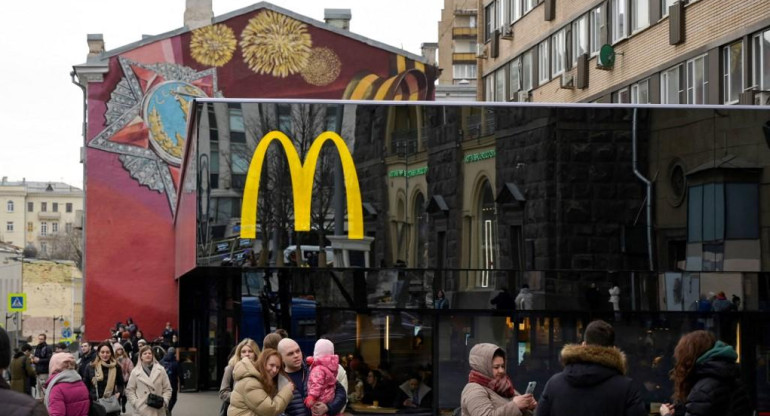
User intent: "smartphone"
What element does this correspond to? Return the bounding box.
[525,381,537,395]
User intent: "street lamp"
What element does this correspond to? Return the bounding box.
[5,313,18,347]
[52,315,63,344]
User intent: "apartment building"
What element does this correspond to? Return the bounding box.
[476,0,770,104]
[437,0,479,100]
[0,178,83,258]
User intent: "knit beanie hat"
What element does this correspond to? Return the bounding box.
[314,339,334,358]
[49,352,76,374]
[113,343,124,353]
[0,327,10,369]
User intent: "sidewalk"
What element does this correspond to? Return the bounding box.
[126,390,221,416]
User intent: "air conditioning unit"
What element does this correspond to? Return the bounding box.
[560,73,575,89]
[476,44,487,58]
[501,26,513,39]
[755,92,770,106]
[517,91,531,102]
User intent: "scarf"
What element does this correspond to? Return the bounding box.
[468,369,515,398]
[45,370,82,409]
[93,359,117,397]
[142,362,154,377]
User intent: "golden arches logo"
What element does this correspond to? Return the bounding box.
[240,131,363,240]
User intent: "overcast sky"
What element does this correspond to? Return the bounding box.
[0,0,443,188]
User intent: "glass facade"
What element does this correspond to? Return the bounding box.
[175,101,770,412]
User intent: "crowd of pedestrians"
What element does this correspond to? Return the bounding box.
[0,319,181,416]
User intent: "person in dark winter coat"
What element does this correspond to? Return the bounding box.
[161,347,181,413]
[10,344,36,394]
[535,320,645,416]
[0,327,49,416]
[77,342,96,382]
[660,330,752,416]
[33,333,54,399]
[491,288,516,311]
[277,338,346,416]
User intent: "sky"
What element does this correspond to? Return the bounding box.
[0,0,443,189]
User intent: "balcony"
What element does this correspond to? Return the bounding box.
[452,27,478,38]
[38,211,61,220]
[454,8,477,16]
[452,53,476,63]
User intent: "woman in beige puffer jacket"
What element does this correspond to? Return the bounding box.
[461,343,536,416]
[125,345,172,416]
[228,348,294,416]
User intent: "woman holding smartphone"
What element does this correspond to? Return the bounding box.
[461,343,536,416]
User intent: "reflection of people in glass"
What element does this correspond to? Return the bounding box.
[434,290,449,310]
[361,370,396,407]
[659,331,750,416]
[461,343,536,416]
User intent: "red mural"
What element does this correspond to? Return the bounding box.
[83,5,437,341]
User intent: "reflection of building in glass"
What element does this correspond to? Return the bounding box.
[177,102,770,412]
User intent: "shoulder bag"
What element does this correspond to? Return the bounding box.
[147,392,165,409]
[92,378,121,415]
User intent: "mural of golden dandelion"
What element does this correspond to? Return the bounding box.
[300,47,342,86]
[190,24,237,67]
[240,10,312,77]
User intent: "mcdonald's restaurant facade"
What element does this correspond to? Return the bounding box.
[72,3,437,346]
[173,99,770,412]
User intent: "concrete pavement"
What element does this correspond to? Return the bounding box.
[126,390,222,416]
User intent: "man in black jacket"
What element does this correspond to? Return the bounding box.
[0,328,48,415]
[277,338,346,416]
[77,340,96,380]
[31,333,52,399]
[535,320,646,416]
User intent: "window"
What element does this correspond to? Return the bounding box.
[497,0,507,29]
[687,55,708,104]
[453,64,477,80]
[52,202,58,212]
[6,200,13,212]
[752,30,770,89]
[66,223,73,233]
[27,222,33,232]
[278,104,292,134]
[229,107,246,143]
[511,0,522,22]
[662,64,683,104]
[41,222,47,236]
[477,180,497,288]
[41,242,47,255]
[52,222,58,233]
[723,41,743,104]
[572,15,589,65]
[485,75,495,101]
[611,0,627,43]
[538,40,550,83]
[523,0,537,14]
[27,202,33,212]
[590,6,603,55]
[631,79,650,103]
[41,202,47,212]
[661,0,677,17]
[509,58,521,97]
[66,203,72,213]
[688,183,759,243]
[6,222,13,232]
[485,2,496,42]
[495,68,507,102]
[551,28,567,77]
[612,87,631,103]
[210,141,220,189]
[522,50,533,92]
[631,0,649,32]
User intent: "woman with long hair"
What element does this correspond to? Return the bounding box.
[44,352,90,416]
[113,343,133,413]
[125,345,172,416]
[220,339,261,416]
[460,343,536,416]
[228,348,294,416]
[660,331,751,416]
[86,341,125,416]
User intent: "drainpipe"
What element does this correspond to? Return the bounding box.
[632,108,654,272]
[70,70,87,328]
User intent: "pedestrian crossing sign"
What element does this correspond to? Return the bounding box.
[8,293,26,312]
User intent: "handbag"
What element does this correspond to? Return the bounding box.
[147,392,165,409]
[93,378,121,415]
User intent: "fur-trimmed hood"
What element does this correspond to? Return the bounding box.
[560,344,627,387]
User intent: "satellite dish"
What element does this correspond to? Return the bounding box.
[597,44,617,70]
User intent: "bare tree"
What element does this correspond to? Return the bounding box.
[46,228,83,268]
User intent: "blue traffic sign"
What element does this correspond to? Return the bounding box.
[8,293,26,312]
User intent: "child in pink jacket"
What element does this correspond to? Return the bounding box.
[304,339,341,416]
